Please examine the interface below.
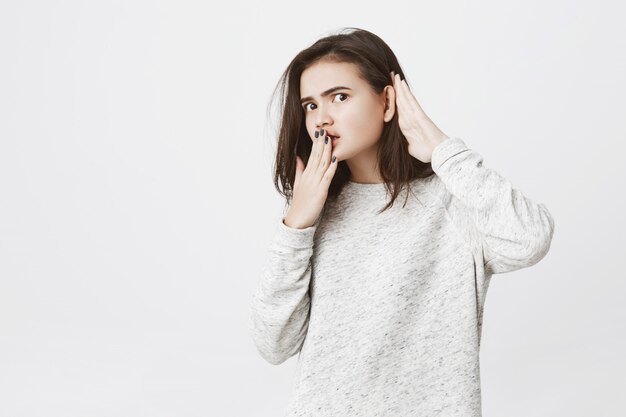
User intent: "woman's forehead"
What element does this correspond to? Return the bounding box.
[300,61,362,95]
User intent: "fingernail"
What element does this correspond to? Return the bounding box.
[320,128,325,136]
[325,137,328,144]
[315,130,319,138]
[332,155,336,163]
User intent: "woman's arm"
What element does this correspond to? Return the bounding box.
[429,137,555,275]
[390,73,554,274]
[248,217,316,365]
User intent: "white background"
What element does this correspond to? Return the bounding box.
[1,0,624,416]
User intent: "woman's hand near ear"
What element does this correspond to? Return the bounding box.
[284,128,338,229]
[391,71,449,163]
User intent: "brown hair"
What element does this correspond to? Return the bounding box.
[266,27,435,215]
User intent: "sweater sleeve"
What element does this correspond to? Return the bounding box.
[248,216,317,365]
[430,137,555,275]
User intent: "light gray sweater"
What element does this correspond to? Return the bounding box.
[249,137,555,416]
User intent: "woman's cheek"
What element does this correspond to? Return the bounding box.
[346,106,373,136]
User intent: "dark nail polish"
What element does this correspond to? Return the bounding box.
[332,155,336,163]
[325,137,328,144]
[315,130,319,138]
[320,128,325,136]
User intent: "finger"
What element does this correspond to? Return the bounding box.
[311,127,326,167]
[394,74,414,112]
[393,73,405,99]
[394,74,408,98]
[400,79,414,101]
[396,74,423,112]
[322,151,339,185]
[306,129,321,172]
[317,133,332,174]
[393,74,409,108]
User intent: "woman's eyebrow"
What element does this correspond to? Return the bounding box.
[300,86,352,104]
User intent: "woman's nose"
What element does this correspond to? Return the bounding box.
[315,105,333,127]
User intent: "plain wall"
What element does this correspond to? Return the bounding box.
[1,0,624,416]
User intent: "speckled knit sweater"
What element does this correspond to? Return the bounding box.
[249,137,555,416]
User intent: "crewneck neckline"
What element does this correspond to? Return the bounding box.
[344,180,389,196]
[347,180,385,186]
[343,177,430,198]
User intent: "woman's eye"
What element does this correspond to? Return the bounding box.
[335,93,348,102]
[303,93,348,112]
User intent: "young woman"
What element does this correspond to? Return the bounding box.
[249,27,555,416]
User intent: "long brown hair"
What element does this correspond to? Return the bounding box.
[267,27,435,215]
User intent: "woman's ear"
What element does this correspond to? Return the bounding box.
[383,85,396,123]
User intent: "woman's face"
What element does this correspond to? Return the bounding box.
[299,61,394,163]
